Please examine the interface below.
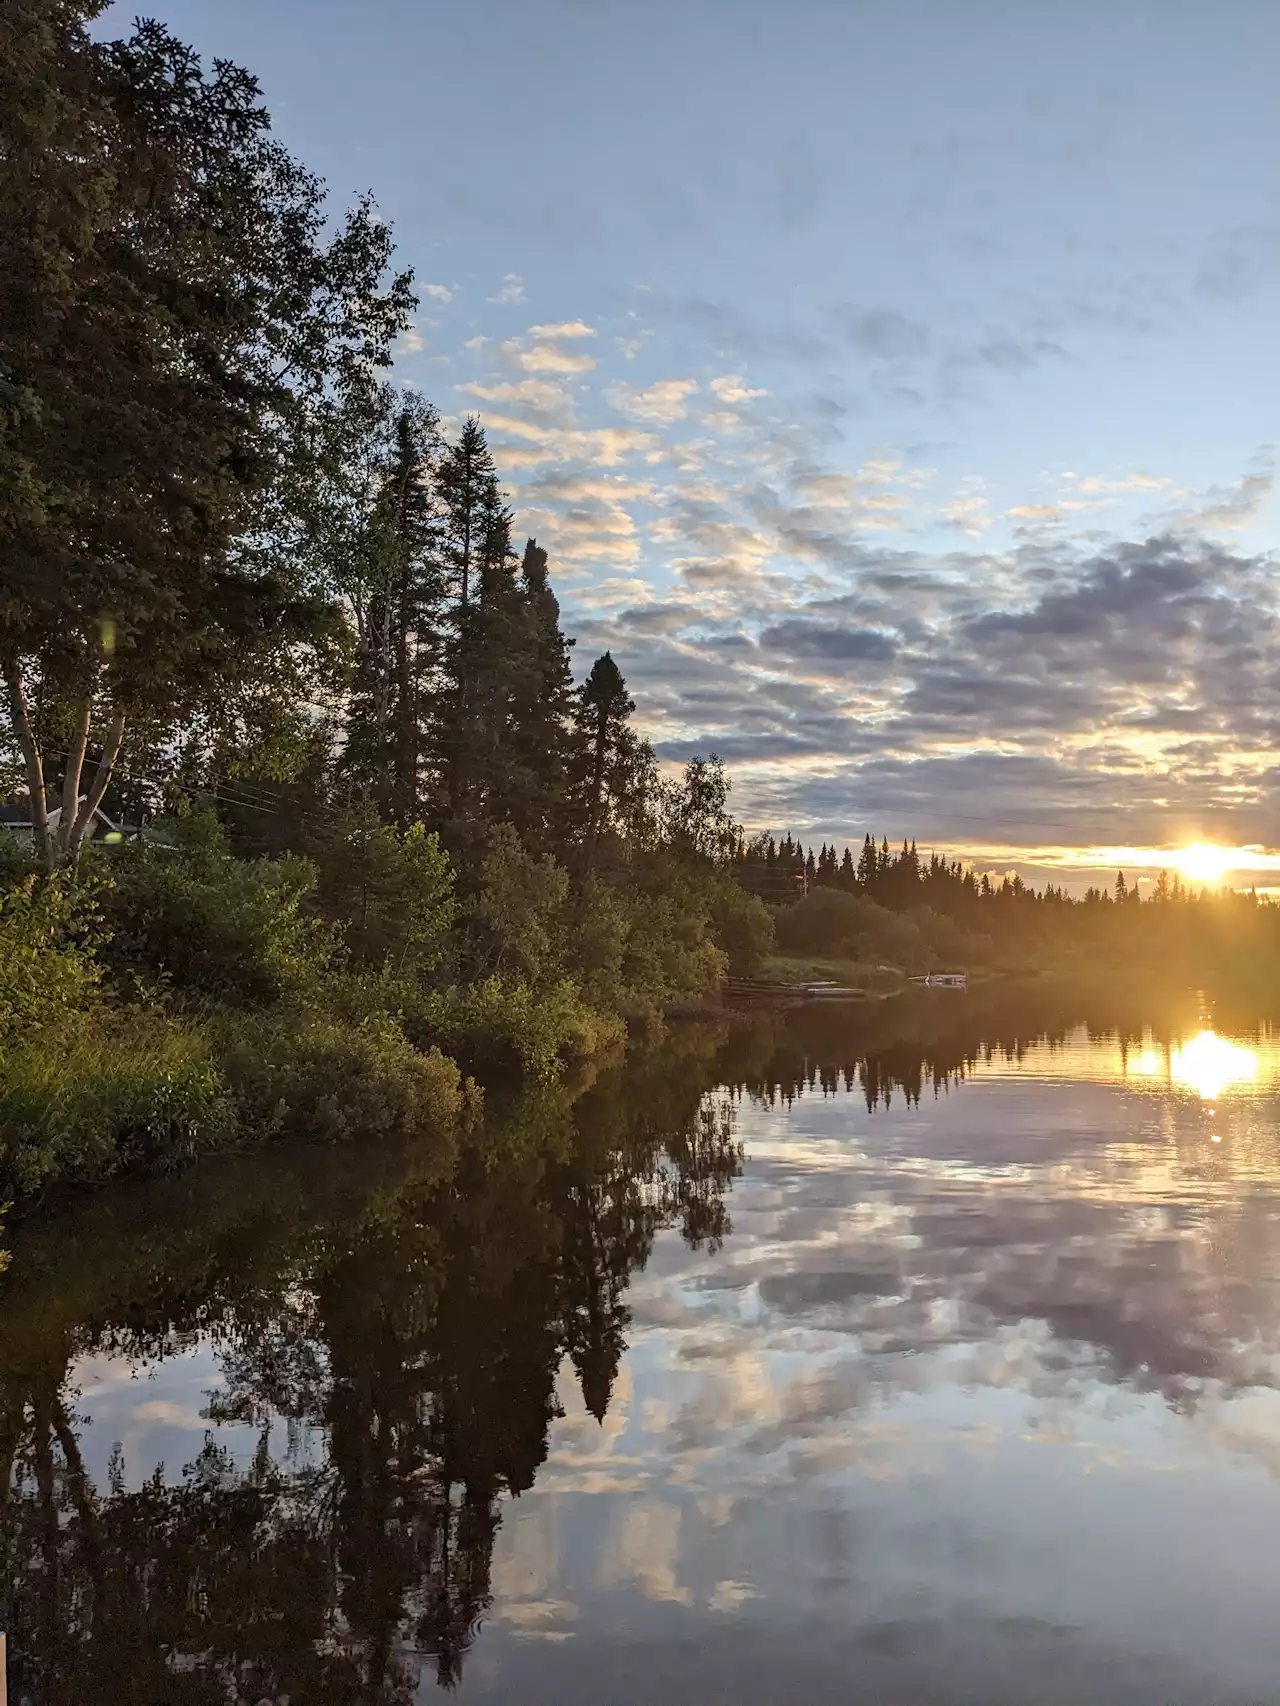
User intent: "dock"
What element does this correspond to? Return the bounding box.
[724,977,868,1002]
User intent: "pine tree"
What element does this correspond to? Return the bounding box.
[857,833,876,889]
[505,539,575,851]
[339,389,444,822]
[430,465,525,835]
[436,417,499,609]
[569,651,639,870]
[840,846,855,887]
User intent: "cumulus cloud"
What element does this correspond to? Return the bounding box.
[488,272,526,304]
[709,374,768,404]
[457,376,576,426]
[759,621,898,664]
[528,319,596,339]
[942,488,991,534]
[502,338,598,375]
[608,377,701,424]
[423,283,454,303]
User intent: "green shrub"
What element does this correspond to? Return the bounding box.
[403,976,623,1082]
[0,1011,232,1198]
[221,1012,463,1144]
[0,873,104,1044]
[311,805,456,973]
[463,824,569,984]
[708,879,774,975]
[619,884,725,1012]
[98,812,333,1005]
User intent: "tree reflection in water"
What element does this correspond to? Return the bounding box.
[0,982,1265,1701]
[0,1028,742,1703]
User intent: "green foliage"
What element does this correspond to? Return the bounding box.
[618,875,726,1012]
[221,1012,463,1144]
[0,1010,232,1198]
[99,812,332,1005]
[466,823,569,984]
[313,805,456,973]
[0,871,102,1044]
[707,878,774,974]
[405,977,624,1083]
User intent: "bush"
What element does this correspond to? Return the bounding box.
[311,805,456,973]
[617,869,726,1012]
[0,873,103,1045]
[0,1011,232,1198]
[708,879,774,975]
[403,976,624,1082]
[464,824,569,984]
[98,812,333,1005]
[221,1012,463,1144]
[773,889,876,955]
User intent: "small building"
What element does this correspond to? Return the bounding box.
[0,794,138,849]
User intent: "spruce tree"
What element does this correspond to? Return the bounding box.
[569,651,638,870]
[506,539,575,851]
[338,389,444,822]
[431,480,525,836]
[436,417,499,609]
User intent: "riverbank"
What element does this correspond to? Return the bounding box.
[0,809,774,1213]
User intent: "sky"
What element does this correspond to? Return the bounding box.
[103,0,1280,888]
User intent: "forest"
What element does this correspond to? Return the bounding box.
[0,4,771,1204]
[3,4,1277,1215]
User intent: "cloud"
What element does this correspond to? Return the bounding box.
[1006,504,1062,524]
[528,320,596,339]
[457,376,576,427]
[398,324,425,354]
[838,308,932,361]
[974,336,1064,373]
[759,621,898,664]
[477,412,661,468]
[423,283,454,303]
[502,338,598,375]
[942,489,991,534]
[608,377,701,424]
[709,374,768,404]
[1177,466,1274,534]
[488,272,526,304]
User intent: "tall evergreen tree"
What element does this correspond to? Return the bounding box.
[337,389,444,822]
[505,539,575,851]
[569,652,642,870]
[436,417,499,610]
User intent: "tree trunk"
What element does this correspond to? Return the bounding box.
[3,659,52,866]
[60,692,94,837]
[61,709,125,864]
[584,709,608,873]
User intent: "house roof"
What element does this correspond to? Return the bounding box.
[0,795,125,832]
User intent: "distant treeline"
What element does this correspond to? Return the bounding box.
[740,832,1280,983]
[739,832,1210,911]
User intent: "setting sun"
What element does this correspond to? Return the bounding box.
[1171,1032,1259,1100]
[1173,844,1234,885]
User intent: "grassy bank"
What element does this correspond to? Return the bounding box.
[0,809,770,1211]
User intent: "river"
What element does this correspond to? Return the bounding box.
[4,984,1280,1704]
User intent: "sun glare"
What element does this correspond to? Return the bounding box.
[1173,844,1233,885]
[1128,1031,1260,1098]
[1171,1032,1258,1100]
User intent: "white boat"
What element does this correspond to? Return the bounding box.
[923,971,966,990]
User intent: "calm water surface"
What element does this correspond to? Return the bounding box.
[6,988,1280,1704]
